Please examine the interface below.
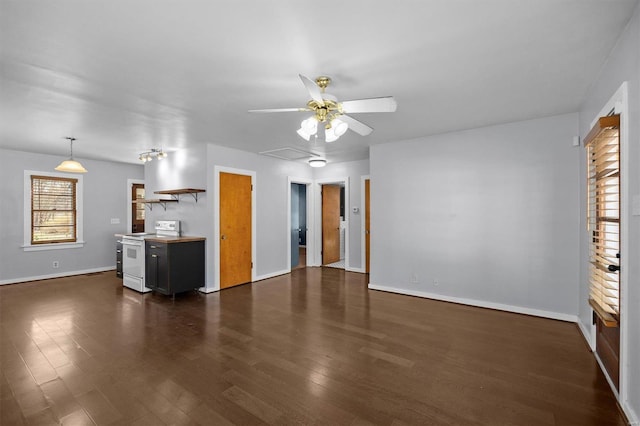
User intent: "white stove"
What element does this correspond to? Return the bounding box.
[121,220,180,292]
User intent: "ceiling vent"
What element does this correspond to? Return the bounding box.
[259,147,321,161]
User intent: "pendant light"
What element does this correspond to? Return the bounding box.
[55,137,87,173]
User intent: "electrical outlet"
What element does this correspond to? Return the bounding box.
[433,278,439,286]
[411,274,418,283]
[52,261,59,269]
[111,218,120,224]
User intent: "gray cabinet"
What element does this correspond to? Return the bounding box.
[145,240,204,296]
[116,239,123,278]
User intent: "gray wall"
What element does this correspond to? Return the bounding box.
[144,144,209,242]
[0,148,144,283]
[578,2,640,419]
[144,146,369,286]
[369,113,581,318]
[206,144,312,282]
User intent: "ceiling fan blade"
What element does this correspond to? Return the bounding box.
[341,114,373,136]
[299,74,325,106]
[340,96,397,113]
[248,108,308,113]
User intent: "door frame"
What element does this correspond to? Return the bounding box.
[214,166,257,290]
[586,82,629,404]
[126,179,145,233]
[313,177,349,268]
[361,175,370,274]
[287,177,314,272]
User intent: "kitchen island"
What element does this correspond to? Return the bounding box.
[145,236,205,297]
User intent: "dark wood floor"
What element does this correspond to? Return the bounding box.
[292,247,306,271]
[0,268,627,425]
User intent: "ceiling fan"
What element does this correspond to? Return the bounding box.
[249,75,397,142]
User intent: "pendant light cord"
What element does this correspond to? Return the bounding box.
[65,137,76,159]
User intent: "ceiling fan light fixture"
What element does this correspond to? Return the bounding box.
[297,127,311,141]
[55,137,87,173]
[301,117,318,134]
[308,158,326,168]
[332,118,348,136]
[325,126,338,143]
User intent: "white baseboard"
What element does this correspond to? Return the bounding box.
[346,266,366,274]
[368,284,578,323]
[198,269,290,293]
[594,352,620,400]
[255,269,290,282]
[0,266,116,285]
[577,318,595,351]
[623,402,639,426]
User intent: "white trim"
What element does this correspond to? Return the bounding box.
[578,319,596,351]
[589,81,630,406]
[314,177,349,268]
[287,177,314,273]
[368,284,579,323]
[22,241,86,251]
[594,352,620,401]
[23,170,84,251]
[346,266,366,274]
[361,175,370,273]
[0,266,115,286]
[623,404,639,426]
[213,166,257,291]
[199,286,219,294]
[126,178,145,233]
[255,269,290,282]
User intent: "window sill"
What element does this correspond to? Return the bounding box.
[22,241,85,252]
[589,299,619,327]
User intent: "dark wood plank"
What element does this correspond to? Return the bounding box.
[0,269,627,425]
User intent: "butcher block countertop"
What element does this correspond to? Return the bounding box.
[144,235,206,243]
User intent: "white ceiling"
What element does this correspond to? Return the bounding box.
[1,0,637,165]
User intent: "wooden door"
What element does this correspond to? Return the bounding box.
[365,179,370,274]
[220,172,252,288]
[322,184,341,265]
[131,183,145,233]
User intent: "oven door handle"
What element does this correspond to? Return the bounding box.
[121,240,143,247]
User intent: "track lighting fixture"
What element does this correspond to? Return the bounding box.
[139,148,168,163]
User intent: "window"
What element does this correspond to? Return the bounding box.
[585,114,620,326]
[31,175,78,244]
[23,171,84,251]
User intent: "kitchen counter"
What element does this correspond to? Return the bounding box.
[144,235,206,243]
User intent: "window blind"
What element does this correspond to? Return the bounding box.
[585,115,620,325]
[31,175,78,244]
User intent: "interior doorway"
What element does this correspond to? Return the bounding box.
[131,183,145,233]
[365,178,370,274]
[126,179,145,233]
[321,182,346,269]
[291,183,308,270]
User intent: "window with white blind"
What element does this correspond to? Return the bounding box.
[23,171,84,251]
[31,175,78,244]
[585,114,620,326]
